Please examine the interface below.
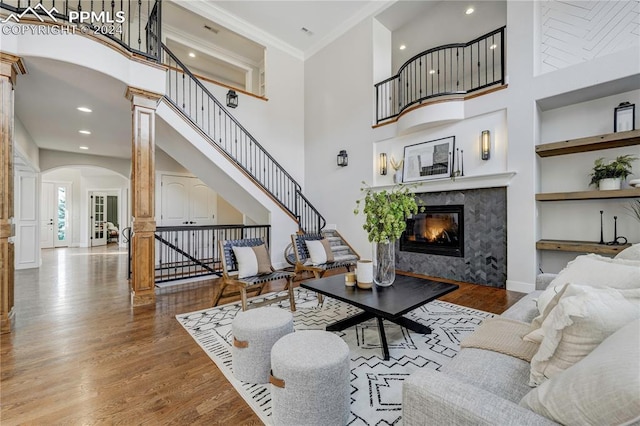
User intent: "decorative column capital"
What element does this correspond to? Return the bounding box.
[125,86,163,109]
[0,53,27,85]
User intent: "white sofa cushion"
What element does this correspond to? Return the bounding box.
[536,254,640,315]
[521,318,640,426]
[615,242,640,261]
[526,284,640,386]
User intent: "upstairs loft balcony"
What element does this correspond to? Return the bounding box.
[375,26,506,125]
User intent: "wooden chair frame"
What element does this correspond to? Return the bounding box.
[215,238,296,312]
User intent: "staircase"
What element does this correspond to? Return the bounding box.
[160,44,326,234]
[322,229,359,263]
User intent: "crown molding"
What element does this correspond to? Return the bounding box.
[171,0,305,60]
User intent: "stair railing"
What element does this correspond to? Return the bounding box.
[0,0,162,62]
[375,26,506,123]
[161,43,326,233]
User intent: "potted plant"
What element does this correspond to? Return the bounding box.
[589,154,637,190]
[354,182,418,286]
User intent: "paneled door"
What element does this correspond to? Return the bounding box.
[91,192,107,247]
[160,175,216,226]
[40,182,54,249]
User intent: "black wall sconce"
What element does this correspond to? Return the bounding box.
[481,130,491,160]
[614,102,635,132]
[337,150,348,167]
[227,90,238,108]
[379,152,387,175]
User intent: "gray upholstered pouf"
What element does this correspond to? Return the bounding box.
[231,307,294,384]
[270,330,350,426]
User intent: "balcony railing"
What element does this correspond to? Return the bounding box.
[375,26,506,124]
[0,0,161,61]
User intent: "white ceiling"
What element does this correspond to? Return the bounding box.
[14,1,447,164]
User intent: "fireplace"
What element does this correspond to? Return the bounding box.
[400,205,464,257]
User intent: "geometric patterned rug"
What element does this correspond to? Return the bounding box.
[176,287,494,425]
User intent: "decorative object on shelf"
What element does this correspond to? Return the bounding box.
[402,136,455,182]
[624,200,640,224]
[481,130,491,160]
[614,102,635,133]
[599,210,605,244]
[453,148,462,177]
[629,178,640,188]
[337,150,348,167]
[226,90,238,108]
[589,154,638,190]
[354,182,418,286]
[379,153,388,175]
[461,150,464,176]
[390,156,403,183]
[606,216,628,246]
[355,260,373,289]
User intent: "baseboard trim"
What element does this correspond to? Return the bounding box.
[506,280,535,294]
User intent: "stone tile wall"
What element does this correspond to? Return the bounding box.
[396,187,507,288]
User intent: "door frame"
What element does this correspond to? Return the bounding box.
[87,188,124,247]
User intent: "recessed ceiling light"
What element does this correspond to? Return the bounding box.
[466,7,474,14]
[77,106,92,113]
[429,69,436,75]
[79,130,91,135]
[79,146,89,150]
[489,44,497,50]
[188,52,196,58]
[399,44,406,50]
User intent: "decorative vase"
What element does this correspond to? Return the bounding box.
[599,178,621,191]
[373,239,396,287]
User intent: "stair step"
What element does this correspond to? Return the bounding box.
[330,245,349,252]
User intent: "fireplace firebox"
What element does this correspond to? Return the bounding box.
[400,205,464,257]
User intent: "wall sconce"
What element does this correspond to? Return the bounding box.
[337,150,348,167]
[481,130,491,160]
[226,90,238,108]
[379,153,388,175]
[614,102,635,132]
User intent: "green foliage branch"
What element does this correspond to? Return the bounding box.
[354,182,419,243]
[589,154,638,188]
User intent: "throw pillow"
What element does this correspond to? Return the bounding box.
[526,284,640,386]
[232,244,272,279]
[536,254,640,314]
[526,283,569,342]
[615,243,640,261]
[521,318,640,426]
[305,239,335,265]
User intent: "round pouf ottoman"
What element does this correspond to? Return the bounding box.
[232,307,294,384]
[270,330,350,426]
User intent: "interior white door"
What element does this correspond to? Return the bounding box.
[91,192,107,247]
[40,182,54,249]
[161,175,216,226]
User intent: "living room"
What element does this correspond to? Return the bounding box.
[1,0,639,424]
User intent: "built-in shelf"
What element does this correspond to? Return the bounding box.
[536,239,631,255]
[536,129,640,157]
[536,188,640,201]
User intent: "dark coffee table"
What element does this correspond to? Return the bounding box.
[300,274,458,360]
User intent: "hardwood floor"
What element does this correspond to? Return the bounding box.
[1,245,524,424]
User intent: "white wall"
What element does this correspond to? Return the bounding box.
[14,117,40,171]
[305,18,376,258]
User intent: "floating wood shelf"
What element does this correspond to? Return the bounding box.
[536,129,640,157]
[536,188,640,201]
[536,239,631,255]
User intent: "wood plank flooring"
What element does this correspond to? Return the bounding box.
[1,244,524,424]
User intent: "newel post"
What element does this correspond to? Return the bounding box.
[126,87,162,307]
[0,53,26,334]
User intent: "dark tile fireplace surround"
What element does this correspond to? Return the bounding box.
[396,187,507,288]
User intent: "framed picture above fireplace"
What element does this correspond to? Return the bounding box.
[402,136,455,182]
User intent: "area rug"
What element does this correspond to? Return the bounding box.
[176,288,494,425]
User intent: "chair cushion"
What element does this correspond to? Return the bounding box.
[305,239,334,265]
[520,319,640,426]
[233,244,272,279]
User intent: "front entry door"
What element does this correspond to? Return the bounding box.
[40,182,54,249]
[41,182,71,248]
[91,192,107,247]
